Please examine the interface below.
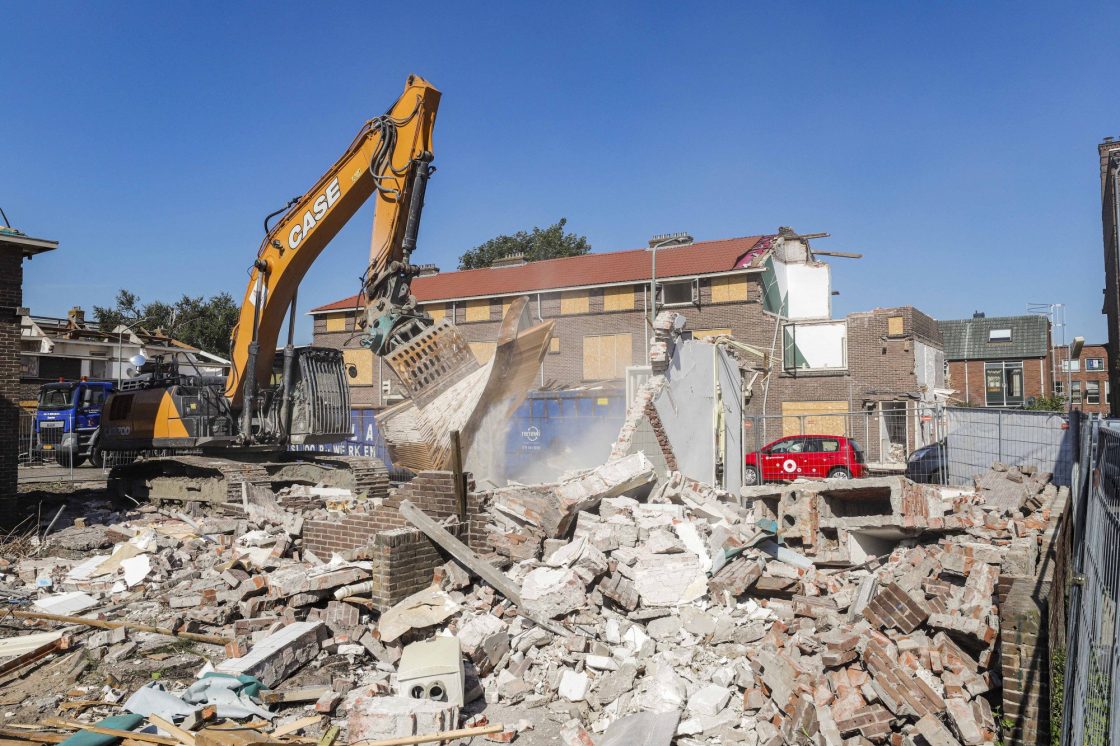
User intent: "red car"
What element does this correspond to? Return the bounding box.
[744,435,865,485]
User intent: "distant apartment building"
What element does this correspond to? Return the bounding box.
[311,229,945,456]
[938,313,1053,408]
[19,306,228,407]
[1055,342,1110,414]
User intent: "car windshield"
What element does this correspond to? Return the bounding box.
[38,386,75,411]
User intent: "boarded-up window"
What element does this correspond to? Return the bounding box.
[603,286,635,311]
[583,333,632,380]
[465,299,491,323]
[549,337,561,354]
[692,328,732,340]
[710,275,749,303]
[560,290,589,315]
[469,341,497,365]
[887,316,905,337]
[426,304,446,322]
[342,348,374,385]
[781,401,848,437]
[324,312,350,333]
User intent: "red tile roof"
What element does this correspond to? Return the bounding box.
[311,234,772,313]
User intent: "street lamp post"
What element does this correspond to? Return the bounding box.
[649,235,685,328]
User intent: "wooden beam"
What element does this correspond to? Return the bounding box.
[271,718,322,738]
[41,719,177,746]
[11,611,233,645]
[147,717,196,746]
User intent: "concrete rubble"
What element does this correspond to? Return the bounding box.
[0,453,1062,745]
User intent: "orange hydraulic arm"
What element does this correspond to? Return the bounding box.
[225,75,440,410]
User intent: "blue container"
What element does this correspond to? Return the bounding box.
[503,389,627,482]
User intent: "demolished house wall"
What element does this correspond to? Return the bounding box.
[303,471,486,611]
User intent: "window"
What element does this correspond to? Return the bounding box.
[1071,381,1082,404]
[465,299,491,322]
[1054,380,1063,396]
[426,304,447,322]
[984,361,1024,407]
[1108,381,1112,406]
[1087,357,1105,371]
[988,329,1012,342]
[560,291,589,315]
[1061,360,1081,373]
[710,275,748,303]
[768,438,806,454]
[805,437,841,453]
[1087,381,1101,405]
[324,312,350,333]
[660,279,698,306]
[342,349,374,385]
[602,286,635,311]
[887,316,905,337]
[88,360,107,380]
[583,333,633,380]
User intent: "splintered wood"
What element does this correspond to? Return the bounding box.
[378,296,554,473]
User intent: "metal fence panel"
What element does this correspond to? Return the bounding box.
[1063,420,1120,744]
[944,407,1074,487]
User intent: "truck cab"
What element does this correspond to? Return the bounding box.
[35,380,114,468]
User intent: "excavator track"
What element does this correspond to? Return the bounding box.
[108,452,390,505]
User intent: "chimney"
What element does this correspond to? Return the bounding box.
[415,263,440,277]
[491,253,528,268]
[648,232,693,249]
[67,306,85,326]
[973,311,985,319]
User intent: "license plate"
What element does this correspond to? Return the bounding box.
[42,445,53,450]
[39,421,62,428]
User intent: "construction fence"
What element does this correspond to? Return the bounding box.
[1061,415,1120,744]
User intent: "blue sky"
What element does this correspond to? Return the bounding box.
[2,2,1117,346]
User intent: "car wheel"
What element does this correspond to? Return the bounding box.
[89,446,105,469]
[827,467,851,480]
[744,466,761,486]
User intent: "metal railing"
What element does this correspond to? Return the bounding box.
[1062,416,1120,744]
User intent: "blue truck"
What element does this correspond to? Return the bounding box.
[34,380,114,468]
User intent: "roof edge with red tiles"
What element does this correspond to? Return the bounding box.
[310,234,772,314]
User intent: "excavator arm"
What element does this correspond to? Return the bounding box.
[226,75,441,412]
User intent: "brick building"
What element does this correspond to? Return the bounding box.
[0,228,58,523]
[1055,342,1110,414]
[311,230,945,457]
[939,313,1053,408]
[1099,137,1120,417]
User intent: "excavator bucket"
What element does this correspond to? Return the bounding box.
[377,296,554,477]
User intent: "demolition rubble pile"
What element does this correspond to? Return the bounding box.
[0,454,1063,746]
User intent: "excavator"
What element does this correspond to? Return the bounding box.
[100,75,554,503]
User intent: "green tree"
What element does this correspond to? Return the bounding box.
[458,218,590,270]
[94,290,240,356]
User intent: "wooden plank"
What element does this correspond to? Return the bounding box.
[0,636,64,677]
[148,716,195,746]
[559,290,588,315]
[602,286,634,312]
[349,724,504,746]
[0,728,67,744]
[42,719,178,746]
[260,687,331,705]
[0,632,62,657]
[10,611,233,646]
[270,718,321,738]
